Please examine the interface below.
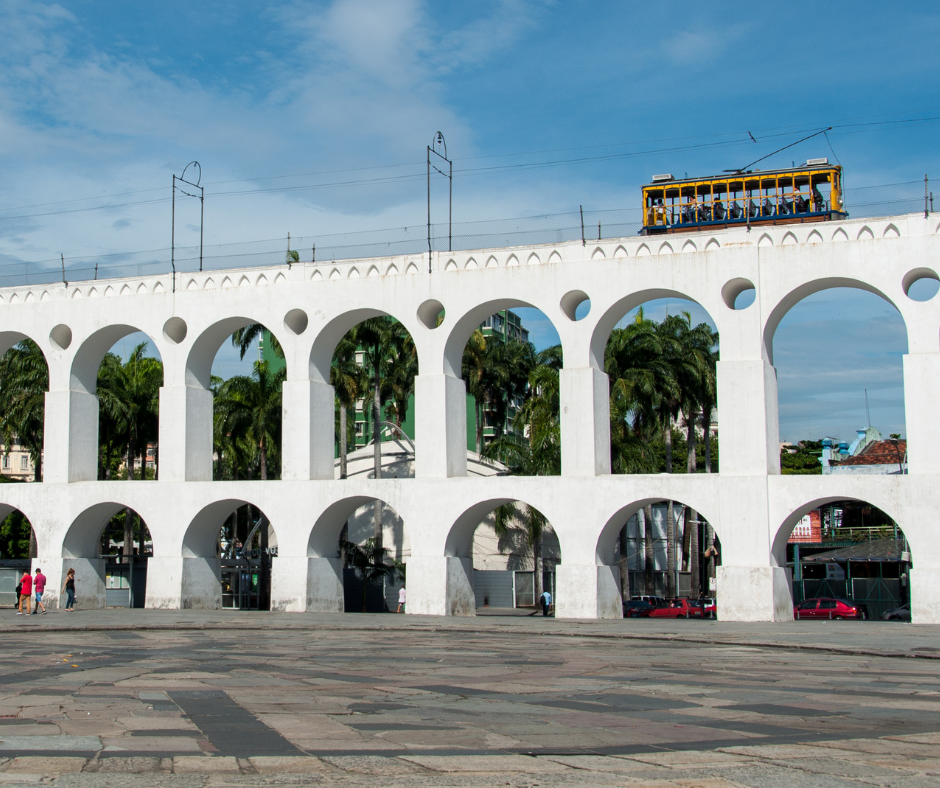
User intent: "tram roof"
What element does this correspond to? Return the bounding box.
[643,163,842,189]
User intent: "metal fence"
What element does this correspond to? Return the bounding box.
[1,178,933,290]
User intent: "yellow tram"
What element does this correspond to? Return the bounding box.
[641,160,846,234]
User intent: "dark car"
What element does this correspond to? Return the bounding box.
[794,597,865,620]
[881,603,911,621]
[623,600,656,618]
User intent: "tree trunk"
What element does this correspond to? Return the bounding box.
[339,404,348,479]
[475,399,483,455]
[373,348,383,553]
[259,441,267,481]
[666,500,676,598]
[643,505,654,594]
[123,507,134,560]
[689,508,700,598]
[619,523,629,601]
[706,522,716,590]
[681,506,692,572]
[703,401,712,473]
[532,532,542,605]
[28,527,37,560]
[663,411,675,598]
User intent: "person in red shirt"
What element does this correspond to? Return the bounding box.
[17,571,32,615]
[33,568,47,615]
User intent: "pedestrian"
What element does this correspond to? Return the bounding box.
[397,586,406,613]
[540,589,552,617]
[17,570,32,615]
[33,568,47,615]
[62,568,76,612]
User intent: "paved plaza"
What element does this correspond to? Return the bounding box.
[0,612,939,786]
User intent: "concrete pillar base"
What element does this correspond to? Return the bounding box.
[182,557,221,609]
[145,557,184,608]
[910,567,940,624]
[306,557,344,613]
[61,558,106,609]
[406,556,475,616]
[555,564,622,619]
[269,556,308,612]
[716,566,793,621]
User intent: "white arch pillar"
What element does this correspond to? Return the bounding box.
[903,353,940,475]
[560,367,610,476]
[158,385,213,481]
[280,379,334,480]
[415,373,467,478]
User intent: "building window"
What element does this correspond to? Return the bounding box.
[1,455,8,470]
[355,422,364,437]
[20,455,29,470]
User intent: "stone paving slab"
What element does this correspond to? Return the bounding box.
[0,612,938,785]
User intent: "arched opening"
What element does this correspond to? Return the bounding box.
[448,302,564,476]
[445,498,561,615]
[63,502,154,609]
[598,498,720,618]
[594,296,719,476]
[187,319,287,482]
[94,333,163,481]
[775,498,911,621]
[183,499,278,610]
[307,496,409,613]
[770,287,906,461]
[0,334,49,482]
[0,502,38,608]
[308,313,418,484]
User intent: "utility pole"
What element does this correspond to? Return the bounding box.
[427,131,452,274]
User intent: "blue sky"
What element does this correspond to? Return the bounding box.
[2,1,939,442]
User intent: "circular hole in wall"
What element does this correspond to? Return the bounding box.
[163,316,188,344]
[284,308,309,335]
[49,324,72,350]
[902,268,940,302]
[721,278,756,310]
[418,299,445,329]
[560,290,590,321]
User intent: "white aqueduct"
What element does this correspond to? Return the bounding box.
[1,213,939,622]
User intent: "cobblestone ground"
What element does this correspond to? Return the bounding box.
[0,612,938,786]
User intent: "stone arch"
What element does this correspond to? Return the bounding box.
[329,268,341,281]
[445,259,458,271]
[833,227,849,242]
[589,288,721,371]
[486,255,499,268]
[204,277,216,290]
[636,243,651,257]
[62,501,156,608]
[681,240,697,254]
[658,241,674,255]
[137,283,148,294]
[705,238,720,251]
[257,273,269,286]
[443,496,563,616]
[548,250,562,264]
[758,233,774,248]
[386,263,399,276]
[506,254,519,267]
[762,277,904,364]
[857,226,874,241]
[807,230,824,244]
[613,245,628,259]
[526,252,540,266]
[238,275,251,287]
[186,317,285,390]
[72,325,164,395]
[367,265,380,278]
[274,272,286,284]
[465,257,478,270]
[0,329,47,360]
[308,308,416,385]
[592,246,606,260]
[0,501,39,562]
[311,269,323,281]
[182,498,279,609]
[306,495,409,613]
[186,279,198,291]
[884,223,900,238]
[781,231,798,246]
[347,267,360,279]
[443,297,563,379]
[405,262,419,274]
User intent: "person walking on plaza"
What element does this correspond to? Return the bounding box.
[33,568,47,615]
[17,570,32,615]
[62,568,76,612]
[540,589,552,617]
[397,586,406,613]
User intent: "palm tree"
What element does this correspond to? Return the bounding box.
[331,335,364,480]
[462,329,487,453]
[0,340,48,483]
[340,537,395,612]
[492,501,549,603]
[216,360,285,481]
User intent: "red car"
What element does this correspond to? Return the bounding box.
[794,597,865,620]
[649,599,704,619]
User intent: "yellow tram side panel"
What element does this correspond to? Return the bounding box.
[642,165,844,234]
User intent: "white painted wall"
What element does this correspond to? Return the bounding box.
[2,213,940,621]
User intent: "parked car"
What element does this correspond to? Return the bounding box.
[793,597,865,620]
[623,599,656,617]
[631,595,666,607]
[881,603,911,621]
[702,598,717,619]
[649,598,704,619]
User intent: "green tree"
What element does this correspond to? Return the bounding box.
[0,340,48,482]
[340,537,396,612]
[781,440,823,475]
[331,335,365,480]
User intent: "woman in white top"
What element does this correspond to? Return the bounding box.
[397,587,406,613]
